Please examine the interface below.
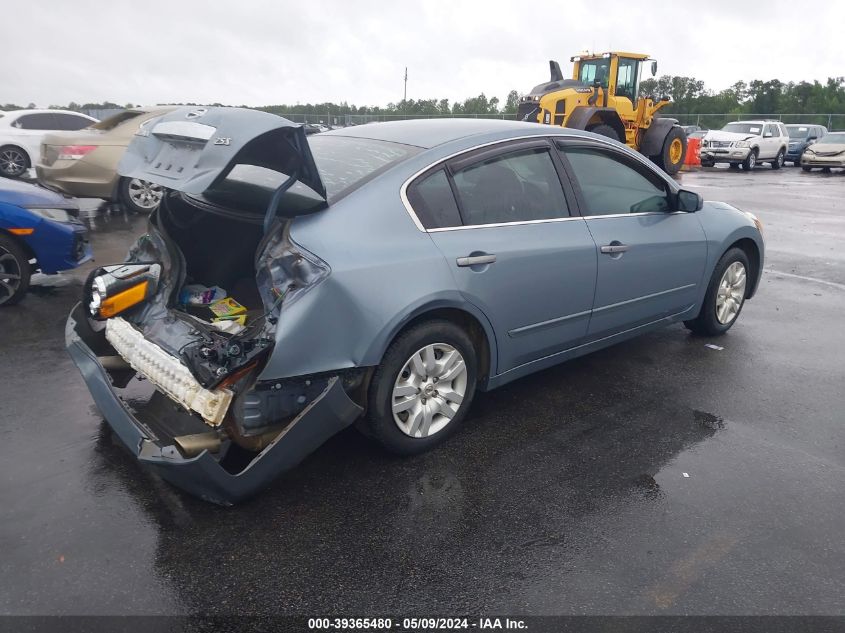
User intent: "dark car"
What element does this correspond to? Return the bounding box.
[0,179,91,305]
[786,124,828,165]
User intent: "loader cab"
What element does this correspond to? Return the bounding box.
[571,52,650,115]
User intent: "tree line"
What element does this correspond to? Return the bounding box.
[4,75,843,125]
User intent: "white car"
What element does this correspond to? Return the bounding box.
[0,109,98,179]
[700,120,789,171]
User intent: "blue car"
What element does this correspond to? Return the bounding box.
[68,109,764,503]
[0,178,91,305]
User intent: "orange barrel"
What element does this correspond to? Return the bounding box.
[684,137,701,166]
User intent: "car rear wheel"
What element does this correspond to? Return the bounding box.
[0,234,31,306]
[684,247,750,336]
[742,150,757,171]
[364,320,477,455]
[0,146,30,179]
[771,149,785,170]
[119,177,164,213]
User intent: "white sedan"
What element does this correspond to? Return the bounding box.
[0,109,97,178]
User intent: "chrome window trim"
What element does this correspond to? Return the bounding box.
[399,133,678,233]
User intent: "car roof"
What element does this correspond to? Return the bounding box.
[322,118,579,149]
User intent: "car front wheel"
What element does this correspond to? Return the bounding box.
[0,234,31,306]
[684,247,750,336]
[742,150,757,171]
[364,320,478,455]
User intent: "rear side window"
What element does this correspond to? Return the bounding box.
[560,145,671,215]
[451,148,570,226]
[53,113,93,130]
[407,169,462,229]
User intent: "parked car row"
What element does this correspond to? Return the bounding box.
[700,120,842,172]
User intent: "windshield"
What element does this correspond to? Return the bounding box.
[722,122,763,135]
[786,126,811,139]
[817,133,845,145]
[200,135,420,217]
[89,110,143,131]
[578,59,610,87]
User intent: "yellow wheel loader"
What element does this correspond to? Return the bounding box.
[518,52,687,174]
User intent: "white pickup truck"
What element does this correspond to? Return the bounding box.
[701,120,789,170]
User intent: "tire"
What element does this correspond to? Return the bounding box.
[587,123,621,142]
[0,233,31,306]
[363,320,478,455]
[700,159,715,168]
[728,163,740,170]
[771,149,785,170]
[0,145,30,179]
[802,165,812,172]
[684,247,750,336]
[119,177,165,213]
[741,149,758,171]
[652,126,687,175]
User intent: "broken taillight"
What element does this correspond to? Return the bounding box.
[57,145,97,160]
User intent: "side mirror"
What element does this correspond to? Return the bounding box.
[651,61,658,76]
[677,189,703,213]
[807,136,817,143]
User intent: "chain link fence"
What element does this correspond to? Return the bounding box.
[668,113,844,131]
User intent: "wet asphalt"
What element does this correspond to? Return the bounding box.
[1,166,844,617]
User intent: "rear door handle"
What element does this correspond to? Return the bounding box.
[457,254,497,267]
[600,244,629,254]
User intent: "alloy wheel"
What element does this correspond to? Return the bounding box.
[0,148,27,177]
[0,247,22,305]
[715,261,747,324]
[128,178,164,210]
[391,343,468,438]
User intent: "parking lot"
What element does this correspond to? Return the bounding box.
[1,165,844,616]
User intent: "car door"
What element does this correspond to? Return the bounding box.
[413,139,598,373]
[555,140,707,338]
[762,123,778,159]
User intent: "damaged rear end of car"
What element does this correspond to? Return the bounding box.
[66,107,364,504]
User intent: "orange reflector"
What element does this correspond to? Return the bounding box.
[99,281,149,318]
[8,228,35,235]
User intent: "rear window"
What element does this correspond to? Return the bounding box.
[90,110,143,131]
[200,136,419,218]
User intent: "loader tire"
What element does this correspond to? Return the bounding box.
[652,126,686,175]
[587,124,621,143]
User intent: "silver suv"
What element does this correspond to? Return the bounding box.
[701,120,789,170]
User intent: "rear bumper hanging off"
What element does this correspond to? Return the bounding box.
[65,303,363,505]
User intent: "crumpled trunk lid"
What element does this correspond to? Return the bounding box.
[118,106,326,200]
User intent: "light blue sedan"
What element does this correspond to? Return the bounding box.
[68,109,764,503]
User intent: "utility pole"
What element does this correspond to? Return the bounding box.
[403,67,408,117]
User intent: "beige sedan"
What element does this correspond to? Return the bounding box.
[37,106,176,212]
[801,132,845,172]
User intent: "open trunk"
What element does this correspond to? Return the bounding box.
[86,107,331,451]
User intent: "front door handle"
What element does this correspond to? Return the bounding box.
[600,244,629,254]
[457,254,497,267]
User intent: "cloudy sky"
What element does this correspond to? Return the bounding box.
[7,0,844,109]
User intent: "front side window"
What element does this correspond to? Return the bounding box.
[560,145,671,216]
[407,169,462,229]
[452,148,570,226]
